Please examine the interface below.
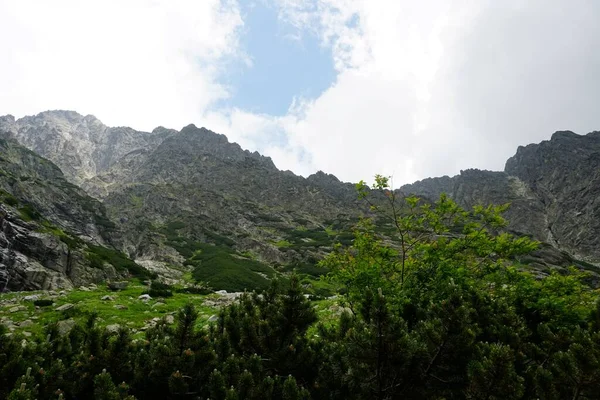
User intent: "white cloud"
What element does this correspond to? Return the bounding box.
[3,0,600,187]
[0,0,244,131]
[214,0,480,184]
[215,0,600,185]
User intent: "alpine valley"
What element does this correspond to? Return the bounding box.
[1,110,599,292]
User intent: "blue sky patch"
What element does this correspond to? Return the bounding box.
[219,1,337,116]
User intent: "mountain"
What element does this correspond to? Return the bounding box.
[0,133,153,291]
[401,130,600,277]
[1,111,367,291]
[100,124,365,290]
[1,110,599,291]
[0,111,175,197]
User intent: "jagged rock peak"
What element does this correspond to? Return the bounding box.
[166,124,277,169]
[17,110,103,127]
[307,170,342,185]
[0,114,15,124]
[551,130,580,140]
[504,130,600,178]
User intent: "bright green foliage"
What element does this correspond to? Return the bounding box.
[328,179,540,309]
[2,175,600,399]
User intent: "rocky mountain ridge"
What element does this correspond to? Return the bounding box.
[401,130,600,263]
[0,134,148,291]
[2,110,599,291]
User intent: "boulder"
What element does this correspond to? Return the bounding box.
[108,281,129,291]
[106,324,121,333]
[57,319,76,336]
[55,303,74,312]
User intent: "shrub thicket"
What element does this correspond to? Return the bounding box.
[3,181,600,399]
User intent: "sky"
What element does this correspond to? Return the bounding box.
[1,0,599,185]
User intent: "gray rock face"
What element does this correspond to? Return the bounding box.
[402,170,549,242]
[3,110,600,289]
[56,318,76,336]
[0,137,132,291]
[401,130,600,265]
[505,131,600,261]
[107,281,129,291]
[0,111,175,196]
[99,123,363,272]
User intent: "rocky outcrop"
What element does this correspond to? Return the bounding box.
[0,205,117,291]
[3,111,600,289]
[0,136,139,291]
[505,131,600,261]
[0,111,174,192]
[401,169,549,242]
[401,130,600,265]
[102,124,364,267]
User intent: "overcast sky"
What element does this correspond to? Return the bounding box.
[1,0,599,185]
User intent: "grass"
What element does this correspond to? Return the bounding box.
[279,227,355,250]
[189,244,275,292]
[160,224,277,292]
[274,239,292,248]
[0,283,217,339]
[0,189,18,206]
[85,245,156,279]
[18,203,42,222]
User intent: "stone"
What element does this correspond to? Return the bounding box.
[57,319,76,336]
[152,302,165,308]
[22,331,32,337]
[23,294,40,301]
[2,321,14,329]
[113,304,128,310]
[138,294,152,301]
[208,315,218,322]
[108,281,129,291]
[79,286,90,291]
[9,306,26,313]
[106,324,121,333]
[101,295,115,301]
[165,315,175,324]
[19,320,34,328]
[55,303,74,312]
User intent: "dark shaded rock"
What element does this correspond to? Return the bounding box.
[107,281,128,291]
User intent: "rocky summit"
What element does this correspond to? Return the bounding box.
[401,131,600,269]
[1,110,599,291]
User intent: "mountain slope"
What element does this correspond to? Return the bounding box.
[3,111,600,291]
[401,130,600,266]
[0,111,175,196]
[0,134,149,291]
[101,125,364,290]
